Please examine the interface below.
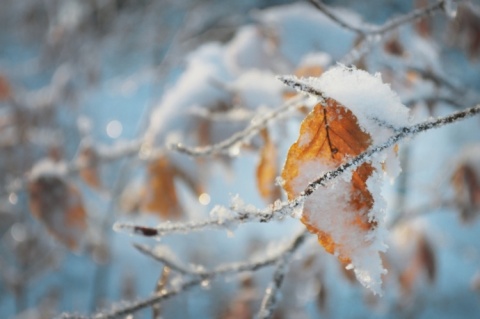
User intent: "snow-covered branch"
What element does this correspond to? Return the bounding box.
[168,95,306,157]
[114,102,480,238]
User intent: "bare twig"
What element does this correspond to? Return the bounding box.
[62,230,308,319]
[169,95,307,157]
[115,103,480,238]
[256,230,306,319]
[309,0,366,35]
[368,0,445,36]
[133,243,196,276]
[335,0,446,65]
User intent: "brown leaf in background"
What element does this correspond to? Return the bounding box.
[414,0,431,38]
[452,163,480,223]
[141,156,182,219]
[79,145,102,190]
[281,98,374,264]
[384,35,405,57]
[28,175,86,250]
[219,276,255,319]
[398,234,436,294]
[256,128,281,202]
[0,74,11,101]
[451,3,480,60]
[141,155,204,219]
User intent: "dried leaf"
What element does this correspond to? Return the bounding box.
[79,145,102,190]
[0,74,11,101]
[141,155,203,219]
[256,129,281,202]
[28,174,86,250]
[384,36,405,57]
[281,98,374,263]
[414,0,431,38]
[295,65,323,78]
[450,3,480,60]
[452,163,480,223]
[398,233,436,294]
[141,156,182,219]
[219,276,255,319]
[280,96,392,294]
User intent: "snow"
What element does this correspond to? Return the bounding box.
[29,158,68,181]
[308,65,410,139]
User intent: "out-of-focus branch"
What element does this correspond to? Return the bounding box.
[312,0,445,37]
[62,230,308,319]
[332,0,447,65]
[133,243,196,276]
[168,94,307,157]
[309,0,366,35]
[256,230,307,319]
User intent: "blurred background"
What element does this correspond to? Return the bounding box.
[1,0,480,318]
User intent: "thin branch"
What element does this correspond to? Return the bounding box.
[168,95,307,157]
[368,0,445,36]
[256,230,306,319]
[388,199,456,229]
[133,243,196,276]
[336,0,446,65]
[115,103,480,238]
[256,260,288,319]
[63,230,308,319]
[309,0,365,35]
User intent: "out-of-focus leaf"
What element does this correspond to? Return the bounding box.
[384,35,405,57]
[141,155,203,219]
[449,3,480,60]
[0,74,11,101]
[219,276,255,319]
[398,233,436,294]
[256,128,281,202]
[79,145,102,190]
[414,0,431,38]
[28,172,86,250]
[452,163,480,223]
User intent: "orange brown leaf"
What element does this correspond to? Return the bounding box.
[281,98,375,264]
[141,156,182,219]
[79,145,102,190]
[141,155,204,219]
[28,175,87,250]
[256,129,281,202]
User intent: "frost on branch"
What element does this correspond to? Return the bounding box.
[281,65,410,295]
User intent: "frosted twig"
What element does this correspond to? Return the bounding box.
[67,230,308,319]
[368,0,445,36]
[256,230,306,319]
[312,0,445,37]
[169,94,306,157]
[115,104,480,238]
[113,199,293,238]
[388,199,456,228]
[337,0,446,65]
[284,104,480,211]
[133,243,196,276]
[309,0,365,35]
